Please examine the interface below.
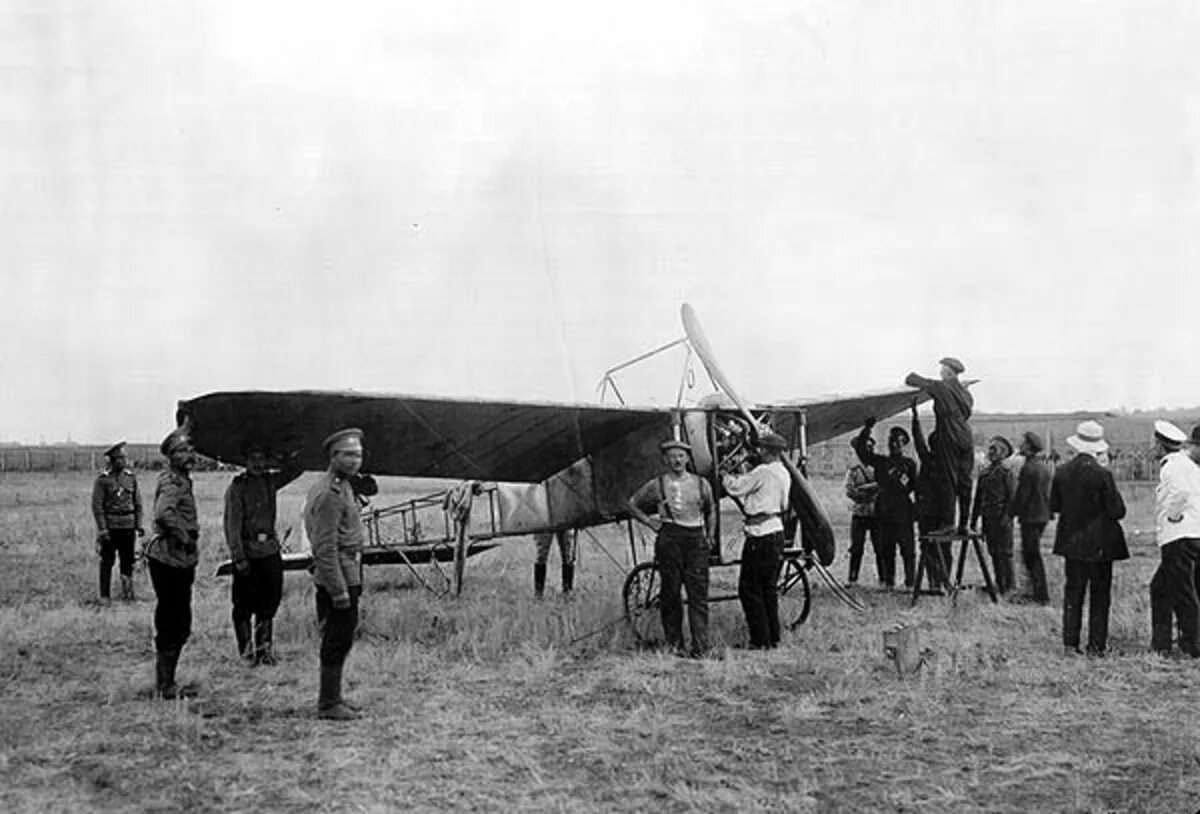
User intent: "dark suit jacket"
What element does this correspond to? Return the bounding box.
[1049,454,1128,561]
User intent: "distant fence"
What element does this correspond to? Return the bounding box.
[0,444,219,473]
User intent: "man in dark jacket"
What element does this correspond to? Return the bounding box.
[852,419,918,588]
[1050,420,1128,656]
[1011,431,1052,604]
[223,443,303,665]
[905,358,975,533]
[971,435,1016,594]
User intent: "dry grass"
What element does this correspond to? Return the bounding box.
[0,471,1195,812]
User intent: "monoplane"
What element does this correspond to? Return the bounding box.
[178,305,930,633]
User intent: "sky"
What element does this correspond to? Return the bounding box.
[2,0,1198,443]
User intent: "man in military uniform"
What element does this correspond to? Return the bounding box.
[146,430,201,699]
[306,427,367,720]
[91,442,144,601]
[223,443,303,665]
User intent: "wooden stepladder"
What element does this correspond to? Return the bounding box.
[911,531,999,606]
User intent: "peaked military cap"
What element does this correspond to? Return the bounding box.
[659,438,691,452]
[1154,420,1186,448]
[323,427,364,453]
[103,441,126,458]
[160,430,191,456]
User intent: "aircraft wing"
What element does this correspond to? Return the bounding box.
[177,391,671,483]
[764,386,935,447]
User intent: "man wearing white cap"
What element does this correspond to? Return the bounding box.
[1049,420,1128,656]
[1149,420,1200,658]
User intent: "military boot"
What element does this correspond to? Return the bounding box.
[99,565,112,601]
[318,664,358,721]
[254,619,277,666]
[561,564,575,596]
[234,619,254,662]
[533,563,547,599]
[119,575,135,602]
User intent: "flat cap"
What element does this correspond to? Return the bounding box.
[322,427,364,453]
[1154,420,1186,447]
[659,438,691,452]
[103,441,126,458]
[939,357,965,375]
[988,435,1013,458]
[1021,431,1044,454]
[159,430,191,457]
[755,432,788,451]
[888,426,911,444]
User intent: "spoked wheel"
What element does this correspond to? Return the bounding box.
[777,555,812,631]
[622,562,663,646]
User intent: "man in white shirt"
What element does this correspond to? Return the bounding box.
[628,439,717,657]
[723,432,792,649]
[1150,420,1200,658]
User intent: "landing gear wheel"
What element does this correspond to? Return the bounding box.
[622,562,663,646]
[777,555,812,631]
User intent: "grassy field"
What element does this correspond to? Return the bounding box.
[0,470,1195,812]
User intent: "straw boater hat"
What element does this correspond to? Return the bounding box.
[1154,420,1186,450]
[1066,420,1108,456]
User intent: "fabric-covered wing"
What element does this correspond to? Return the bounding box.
[765,387,934,447]
[177,391,670,483]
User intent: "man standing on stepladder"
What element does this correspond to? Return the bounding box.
[905,357,975,534]
[723,432,792,650]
